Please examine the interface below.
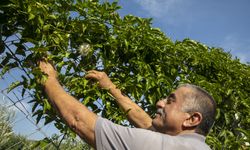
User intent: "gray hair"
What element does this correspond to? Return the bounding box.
[178,84,216,136]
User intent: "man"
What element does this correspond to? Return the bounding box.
[39,60,216,149]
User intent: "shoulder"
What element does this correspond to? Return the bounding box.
[174,133,211,150]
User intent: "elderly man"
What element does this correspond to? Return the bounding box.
[39,61,216,149]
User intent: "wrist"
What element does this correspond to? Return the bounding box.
[107,84,116,91]
[44,76,59,87]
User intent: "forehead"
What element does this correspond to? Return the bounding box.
[172,87,192,102]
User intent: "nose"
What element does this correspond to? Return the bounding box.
[156,99,166,109]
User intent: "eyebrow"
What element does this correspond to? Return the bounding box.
[168,93,176,100]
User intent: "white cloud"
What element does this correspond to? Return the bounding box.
[220,35,250,63]
[135,0,183,17]
[0,95,31,115]
[134,0,188,25]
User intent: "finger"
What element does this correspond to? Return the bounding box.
[86,70,100,78]
[87,70,99,74]
[38,61,45,68]
[85,73,97,79]
[37,57,47,66]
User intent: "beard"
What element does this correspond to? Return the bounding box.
[152,108,167,132]
[152,109,181,135]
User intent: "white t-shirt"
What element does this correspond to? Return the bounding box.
[95,117,211,150]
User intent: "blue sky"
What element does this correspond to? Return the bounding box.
[118,0,250,63]
[1,0,250,141]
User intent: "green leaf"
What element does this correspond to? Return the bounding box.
[7,81,21,93]
[43,24,51,31]
[36,110,43,124]
[37,16,44,26]
[27,5,31,13]
[32,101,39,112]
[44,116,54,125]
[215,108,221,119]
[0,40,5,54]
[21,88,26,98]
[48,14,57,19]
[43,99,51,113]
[28,13,35,20]
[235,128,250,138]
[0,56,10,68]
[15,44,26,56]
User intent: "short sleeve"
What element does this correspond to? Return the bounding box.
[94,117,211,150]
[95,117,164,150]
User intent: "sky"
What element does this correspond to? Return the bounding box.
[1,0,250,141]
[118,0,250,63]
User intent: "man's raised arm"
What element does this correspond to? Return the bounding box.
[86,70,153,129]
[39,61,97,148]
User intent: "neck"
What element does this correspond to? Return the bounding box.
[150,125,197,136]
[177,129,196,135]
[165,129,196,136]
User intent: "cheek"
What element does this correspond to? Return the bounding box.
[164,109,180,122]
[161,110,170,124]
[171,112,186,125]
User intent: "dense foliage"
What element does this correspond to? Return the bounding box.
[1,0,249,149]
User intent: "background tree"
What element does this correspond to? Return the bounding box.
[0,105,15,148]
[0,105,32,150]
[33,134,91,150]
[0,0,249,149]
[0,104,88,149]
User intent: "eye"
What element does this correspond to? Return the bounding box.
[161,97,171,104]
[161,94,176,104]
[166,96,175,104]
[166,97,172,104]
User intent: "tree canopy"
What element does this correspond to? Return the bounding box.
[1,0,250,149]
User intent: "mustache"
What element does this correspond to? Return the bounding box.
[156,109,164,116]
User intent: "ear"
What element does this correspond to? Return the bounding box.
[183,112,202,128]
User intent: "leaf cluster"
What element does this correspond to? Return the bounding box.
[1,0,249,149]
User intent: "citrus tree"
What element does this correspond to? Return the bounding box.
[1,0,249,149]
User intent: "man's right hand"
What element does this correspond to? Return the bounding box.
[85,70,116,90]
[38,60,57,80]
